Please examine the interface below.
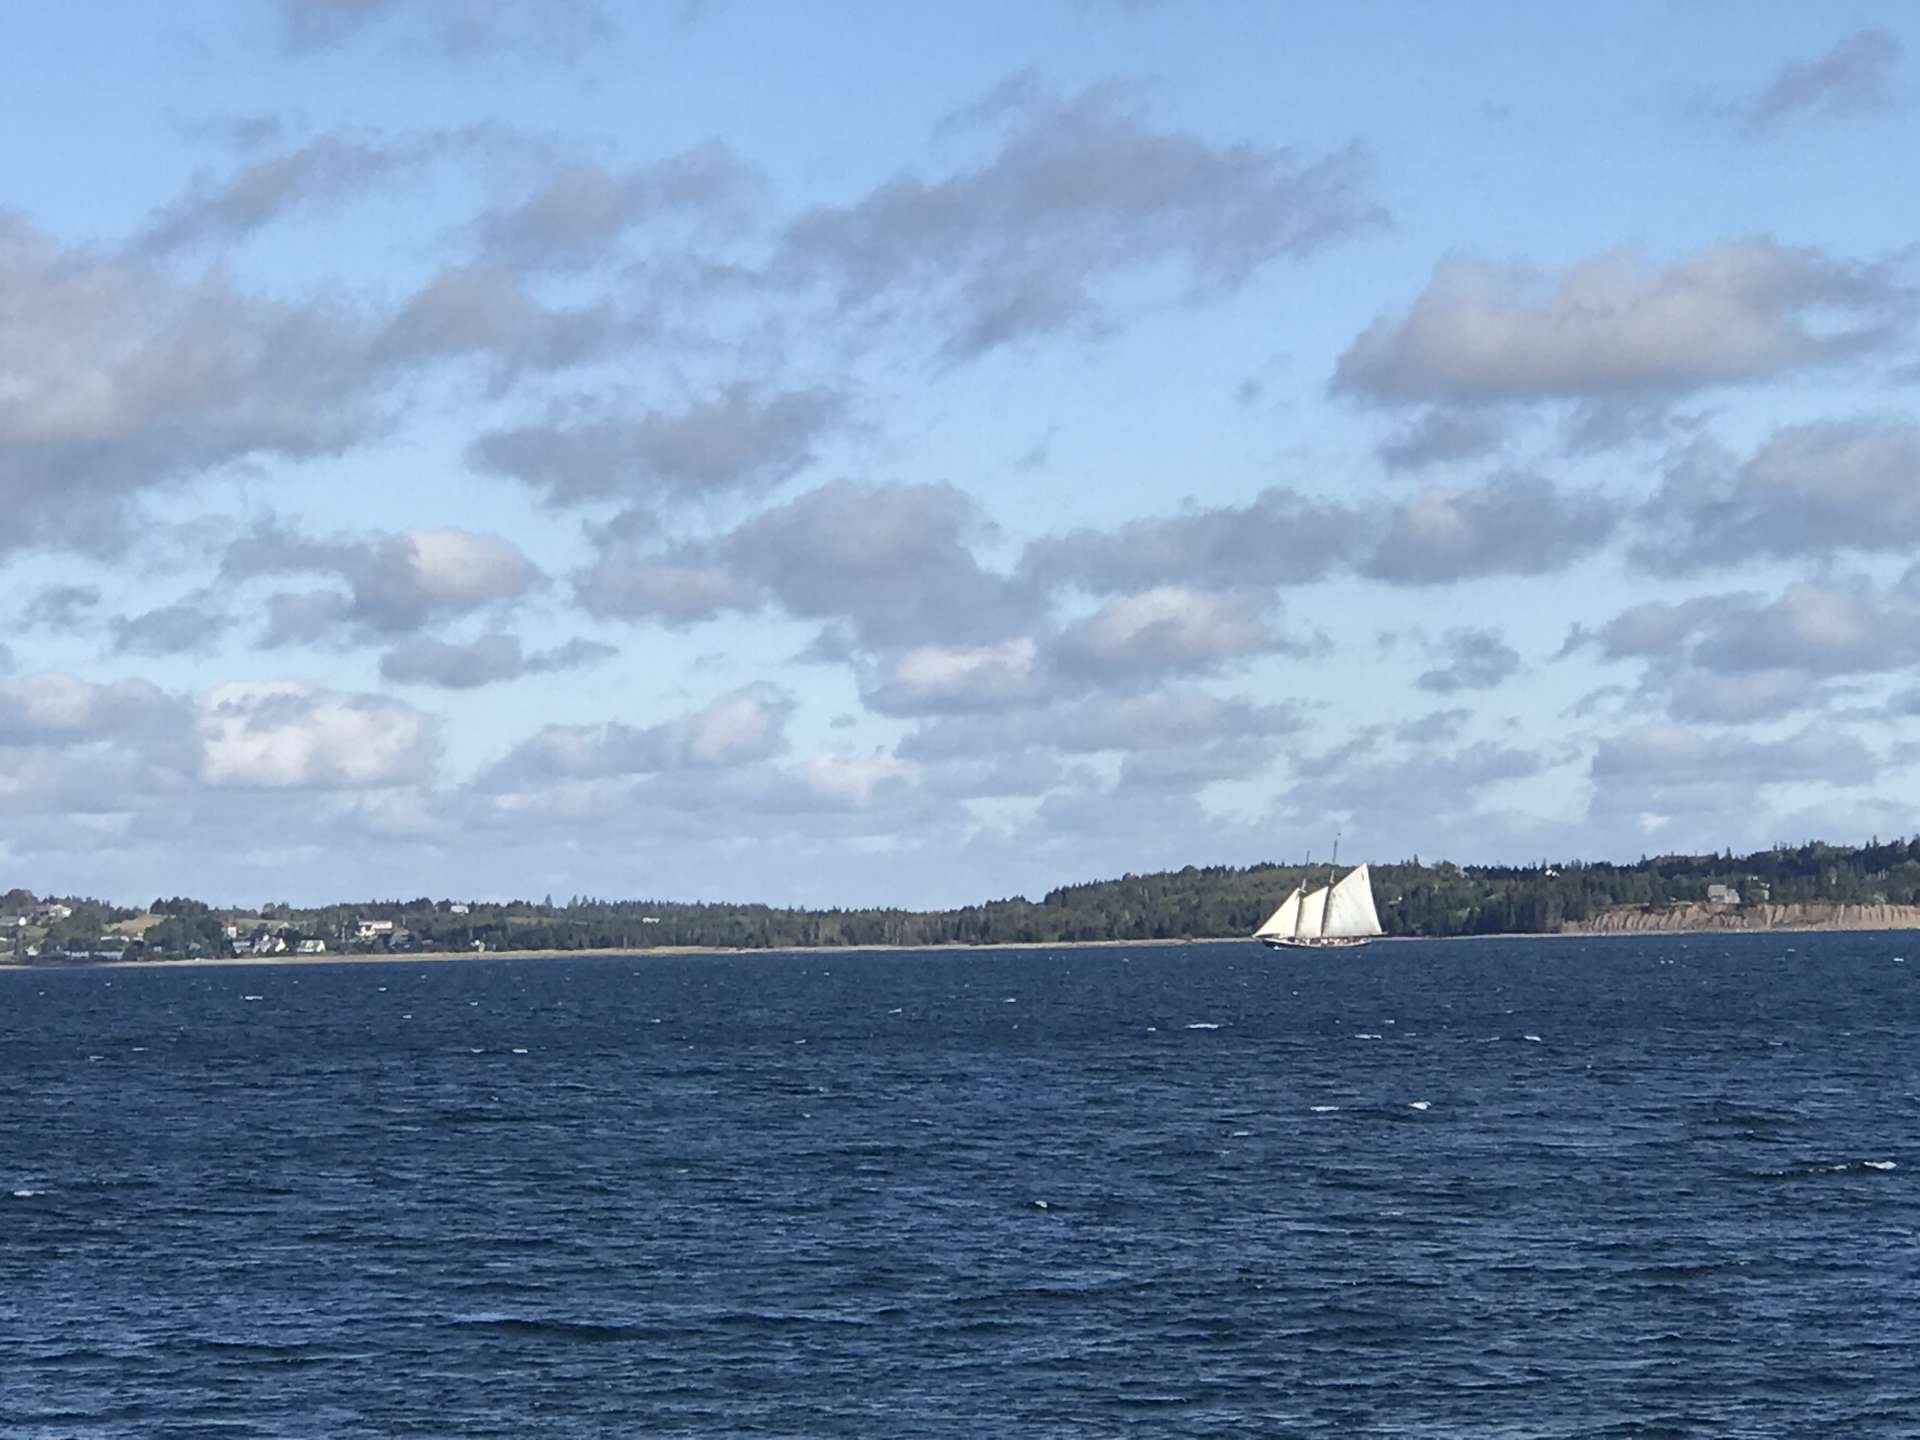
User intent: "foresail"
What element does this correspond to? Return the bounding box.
[1294,886,1329,938]
[1253,886,1302,937]
[1322,864,1383,937]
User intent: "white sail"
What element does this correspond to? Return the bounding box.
[1253,885,1303,937]
[1294,886,1329,939]
[1321,864,1383,938]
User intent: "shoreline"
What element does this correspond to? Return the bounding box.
[5,921,1918,973]
[1,935,1247,972]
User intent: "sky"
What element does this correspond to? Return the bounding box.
[3,1,1919,909]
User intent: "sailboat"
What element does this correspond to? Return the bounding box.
[1254,846,1382,950]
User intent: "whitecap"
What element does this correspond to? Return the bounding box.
[1004,996,1017,1003]
[1145,1025,1158,1032]
[1031,1199,1050,1210]
[1353,1032,1382,1040]
[887,1007,903,1014]
[87,1055,103,1063]
[1408,1100,1431,1111]
[1523,1034,1543,1043]
[243,995,263,1002]
[511,1047,529,1055]
[1229,1129,1252,1137]
[1185,1022,1221,1030]
[10,1188,47,1198]
[1309,1105,1340,1113]
[1864,1159,1897,1171]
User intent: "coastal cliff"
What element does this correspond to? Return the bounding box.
[1567,901,1920,934]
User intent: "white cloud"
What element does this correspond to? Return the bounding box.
[486,685,793,782]
[782,81,1382,361]
[1335,241,1905,405]
[1738,30,1903,136]
[229,523,542,639]
[1366,475,1613,584]
[863,639,1046,716]
[197,681,440,788]
[1053,586,1281,678]
[1638,418,1920,572]
[0,213,378,553]
[802,751,918,808]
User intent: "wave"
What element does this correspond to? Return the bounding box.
[1184,1022,1221,1030]
[445,1315,671,1344]
[1742,1159,1897,1181]
[184,1339,331,1365]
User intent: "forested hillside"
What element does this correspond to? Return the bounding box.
[10,838,1920,960]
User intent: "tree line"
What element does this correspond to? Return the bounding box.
[8,836,1920,960]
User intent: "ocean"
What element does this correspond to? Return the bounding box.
[2,932,1915,1437]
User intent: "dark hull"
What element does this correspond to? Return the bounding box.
[1258,936,1371,950]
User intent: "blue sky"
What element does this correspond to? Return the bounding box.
[3,1,1919,908]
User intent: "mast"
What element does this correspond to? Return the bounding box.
[1293,851,1310,939]
[1319,832,1338,937]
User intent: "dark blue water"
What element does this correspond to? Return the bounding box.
[3,933,1916,1437]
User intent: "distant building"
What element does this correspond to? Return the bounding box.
[355,919,395,938]
[295,939,328,954]
[447,902,471,916]
[1749,882,1771,903]
[0,915,25,930]
[34,903,73,921]
[1706,883,1740,905]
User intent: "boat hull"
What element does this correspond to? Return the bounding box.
[1259,936,1370,950]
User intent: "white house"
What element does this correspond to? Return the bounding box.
[355,919,395,938]
[1706,884,1740,905]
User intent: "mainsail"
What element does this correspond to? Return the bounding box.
[1320,864,1383,938]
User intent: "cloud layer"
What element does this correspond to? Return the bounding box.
[2,12,1913,906]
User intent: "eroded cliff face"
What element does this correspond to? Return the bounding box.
[1567,902,1920,934]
